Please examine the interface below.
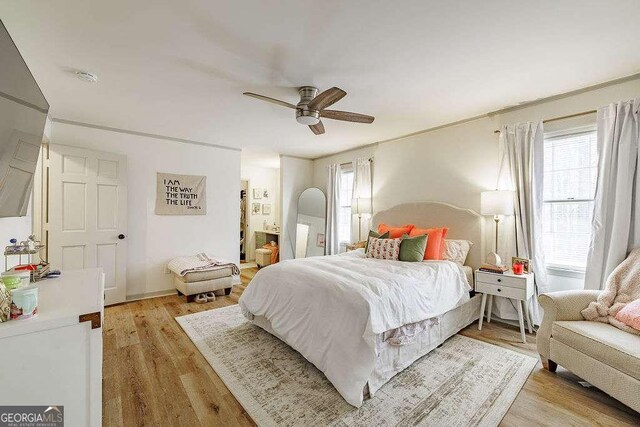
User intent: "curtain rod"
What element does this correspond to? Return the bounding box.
[340,157,373,167]
[492,109,597,134]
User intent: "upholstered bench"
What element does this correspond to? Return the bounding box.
[256,248,272,268]
[174,266,234,302]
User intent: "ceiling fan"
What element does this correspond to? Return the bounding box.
[243,86,375,135]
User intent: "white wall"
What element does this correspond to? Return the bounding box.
[240,164,280,261]
[50,121,240,299]
[313,77,640,293]
[280,156,313,260]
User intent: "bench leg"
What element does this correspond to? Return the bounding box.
[224,287,232,295]
[542,358,558,372]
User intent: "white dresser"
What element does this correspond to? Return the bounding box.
[0,269,104,427]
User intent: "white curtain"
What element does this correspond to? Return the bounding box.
[351,158,372,242]
[325,163,342,255]
[585,98,640,290]
[498,121,548,323]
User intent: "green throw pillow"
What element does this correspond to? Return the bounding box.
[399,233,428,262]
[365,230,390,252]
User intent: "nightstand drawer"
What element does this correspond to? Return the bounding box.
[476,271,524,288]
[476,281,527,299]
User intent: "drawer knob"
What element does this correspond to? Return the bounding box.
[497,278,502,282]
[497,288,502,292]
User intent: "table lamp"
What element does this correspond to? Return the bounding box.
[352,197,372,242]
[481,190,514,266]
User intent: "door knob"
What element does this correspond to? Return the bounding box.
[118,234,126,240]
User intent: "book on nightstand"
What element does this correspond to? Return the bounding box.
[479,264,509,274]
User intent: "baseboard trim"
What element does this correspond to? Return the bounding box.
[125,288,176,302]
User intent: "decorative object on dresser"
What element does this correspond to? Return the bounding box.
[512,256,530,274]
[0,269,105,426]
[480,190,514,267]
[476,269,535,343]
[479,263,508,274]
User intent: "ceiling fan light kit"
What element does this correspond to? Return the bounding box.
[243,86,374,135]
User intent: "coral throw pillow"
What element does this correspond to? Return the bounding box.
[409,227,449,260]
[366,237,401,260]
[614,299,640,332]
[377,223,415,239]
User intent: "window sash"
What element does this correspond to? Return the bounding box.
[542,129,597,271]
[544,198,593,204]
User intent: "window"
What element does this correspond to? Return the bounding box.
[542,129,597,270]
[338,169,354,244]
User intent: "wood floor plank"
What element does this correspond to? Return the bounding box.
[103,267,639,426]
[131,299,202,426]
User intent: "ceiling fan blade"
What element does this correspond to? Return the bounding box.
[321,110,375,124]
[243,92,296,109]
[309,121,325,135]
[308,87,346,111]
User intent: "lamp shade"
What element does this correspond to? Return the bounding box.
[352,197,372,215]
[481,191,514,216]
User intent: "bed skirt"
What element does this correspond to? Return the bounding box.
[250,294,482,401]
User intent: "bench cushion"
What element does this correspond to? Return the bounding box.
[552,321,640,380]
[178,267,234,283]
[174,275,233,296]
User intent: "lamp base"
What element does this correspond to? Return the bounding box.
[485,251,504,267]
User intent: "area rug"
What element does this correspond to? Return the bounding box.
[176,305,537,427]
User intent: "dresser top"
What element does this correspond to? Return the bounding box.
[0,268,104,339]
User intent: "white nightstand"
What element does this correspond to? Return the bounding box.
[475,269,535,343]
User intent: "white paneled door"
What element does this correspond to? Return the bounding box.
[49,144,127,305]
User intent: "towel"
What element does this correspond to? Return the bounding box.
[262,243,279,264]
[168,253,240,277]
[582,247,640,335]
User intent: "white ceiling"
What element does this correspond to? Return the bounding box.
[2,1,639,158]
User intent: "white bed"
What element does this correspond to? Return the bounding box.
[239,201,485,407]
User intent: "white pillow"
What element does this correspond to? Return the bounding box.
[366,237,401,260]
[443,239,473,265]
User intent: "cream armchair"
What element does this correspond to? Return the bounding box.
[537,290,640,413]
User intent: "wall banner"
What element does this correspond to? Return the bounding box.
[155,172,207,215]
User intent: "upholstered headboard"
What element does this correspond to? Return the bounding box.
[371,201,485,270]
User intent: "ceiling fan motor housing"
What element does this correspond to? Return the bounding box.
[296,86,321,125]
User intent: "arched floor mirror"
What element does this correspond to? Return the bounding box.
[295,188,326,258]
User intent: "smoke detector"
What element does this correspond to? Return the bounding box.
[75,71,98,83]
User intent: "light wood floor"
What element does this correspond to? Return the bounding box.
[103,267,639,426]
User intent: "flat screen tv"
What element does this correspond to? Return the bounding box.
[0,19,49,218]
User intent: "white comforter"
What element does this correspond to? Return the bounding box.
[238,249,471,407]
